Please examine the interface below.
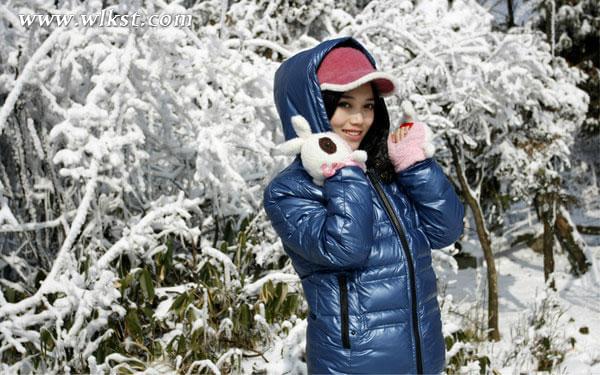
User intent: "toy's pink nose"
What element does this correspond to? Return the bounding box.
[319,137,337,154]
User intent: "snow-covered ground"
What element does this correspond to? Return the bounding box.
[445,205,600,374]
[449,240,600,373]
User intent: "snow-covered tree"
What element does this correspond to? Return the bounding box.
[0,0,595,373]
[530,0,599,183]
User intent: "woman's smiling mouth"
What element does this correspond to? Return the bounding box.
[342,129,363,141]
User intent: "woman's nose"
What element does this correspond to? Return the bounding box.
[350,112,363,124]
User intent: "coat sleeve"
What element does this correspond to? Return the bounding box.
[263,166,374,270]
[395,158,464,249]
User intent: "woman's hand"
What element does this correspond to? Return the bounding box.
[387,101,435,173]
[391,100,416,143]
[390,124,412,143]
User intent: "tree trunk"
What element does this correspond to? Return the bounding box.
[448,141,500,341]
[507,0,515,28]
[544,1,553,45]
[469,199,500,341]
[534,193,556,290]
[555,207,590,276]
[543,218,555,289]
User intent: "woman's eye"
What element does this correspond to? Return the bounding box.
[337,101,351,109]
[365,103,375,110]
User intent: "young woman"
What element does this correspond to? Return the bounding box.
[263,37,464,374]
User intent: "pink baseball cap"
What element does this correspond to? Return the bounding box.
[317,47,397,97]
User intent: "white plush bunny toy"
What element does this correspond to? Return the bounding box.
[277,115,368,186]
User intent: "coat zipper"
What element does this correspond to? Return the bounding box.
[366,169,423,374]
[337,273,351,349]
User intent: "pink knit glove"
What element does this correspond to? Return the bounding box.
[387,121,435,173]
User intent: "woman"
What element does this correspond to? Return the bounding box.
[263,37,464,374]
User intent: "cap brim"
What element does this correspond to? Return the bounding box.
[320,71,397,97]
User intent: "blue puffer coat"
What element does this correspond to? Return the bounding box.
[263,37,465,374]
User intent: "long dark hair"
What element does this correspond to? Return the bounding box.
[321,84,396,184]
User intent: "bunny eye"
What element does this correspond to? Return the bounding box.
[319,137,337,154]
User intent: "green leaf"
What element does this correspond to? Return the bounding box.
[223,219,234,245]
[259,281,270,303]
[139,267,155,302]
[220,241,228,253]
[240,216,250,232]
[40,328,55,355]
[141,306,154,320]
[164,238,174,269]
[239,303,252,328]
[274,283,288,311]
[236,232,246,268]
[120,269,139,297]
[125,309,143,341]
[4,287,20,303]
[281,294,300,317]
[170,292,189,313]
[118,253,132,278]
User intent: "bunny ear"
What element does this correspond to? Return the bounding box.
[275,138,304,156]
[274,115,313,156]
[422,123,436,158]
[291,115,313,138]
[400,100,417,123]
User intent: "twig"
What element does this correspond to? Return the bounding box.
[0,212,75,233]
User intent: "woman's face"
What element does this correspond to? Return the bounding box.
[330,83,375,151]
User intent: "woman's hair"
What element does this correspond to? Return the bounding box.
[321,84,396,184]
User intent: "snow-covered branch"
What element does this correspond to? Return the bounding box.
[0,161,98,319]
[0,29,65,135]
[243,272,300,296]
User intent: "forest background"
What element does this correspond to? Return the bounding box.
[0,0,598,373]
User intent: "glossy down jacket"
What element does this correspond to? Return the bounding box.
[263,37,465,374]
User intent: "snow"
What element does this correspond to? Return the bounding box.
[186,360,220,375]
[0,196,19,226]
[242,271,300,295]
[243,318,308,375]
[0,28,65,135]
[441,223,600,373]
[0,0,597,373]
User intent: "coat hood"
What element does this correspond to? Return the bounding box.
[273,37,383,141]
